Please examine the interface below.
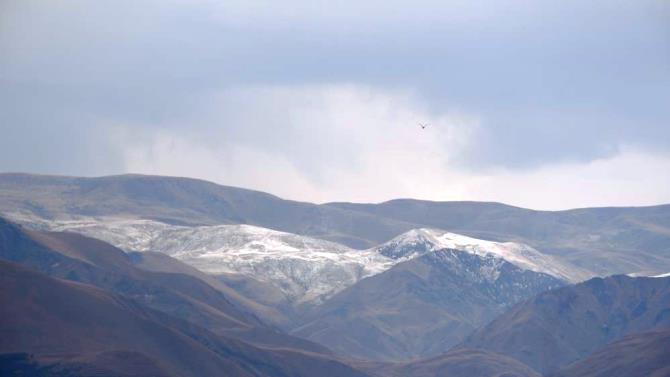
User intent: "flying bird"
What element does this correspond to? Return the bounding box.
[419,123,429,129]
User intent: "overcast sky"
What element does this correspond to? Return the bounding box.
[1,0,669,209]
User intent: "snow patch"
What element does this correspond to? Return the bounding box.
[23,216,394,304]
[7,213,583,304]
[375,228,582,282]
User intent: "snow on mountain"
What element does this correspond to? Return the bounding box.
[29,217,394,304]
[8,213,583,304]
[375,228,584,282]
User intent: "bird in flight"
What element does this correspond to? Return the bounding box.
[419,123,429,129]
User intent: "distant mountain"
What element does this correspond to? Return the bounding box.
[290,230,565,361]
[0,172,412,248]
[0,260,372,377]
[461,274,670,373]
[328,199,670,276]
[2,173,670,276]
[548,328,670,377]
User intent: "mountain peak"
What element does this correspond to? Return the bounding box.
[376,228,584,282]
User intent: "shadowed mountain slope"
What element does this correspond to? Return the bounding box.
[128,250,287,325]
[461,274,670,373]
[0,351,178,377]
[0,260,372,377]
[548,328,670,377]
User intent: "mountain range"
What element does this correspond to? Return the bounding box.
[0,214,561,377]
[1,173,669,376]
[2,173,670,276]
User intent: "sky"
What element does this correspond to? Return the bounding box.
[1,0,669,209]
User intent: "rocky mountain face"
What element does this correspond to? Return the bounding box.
[461,274,670,374]
[373,228,585,282]
[290,245,565,360]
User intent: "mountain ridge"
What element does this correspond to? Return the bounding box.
[3,172,670,277]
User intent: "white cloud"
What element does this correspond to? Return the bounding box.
[114,84,670,209]
[121,130,323,199]
[469,147,670,210]
[116,84,477,202]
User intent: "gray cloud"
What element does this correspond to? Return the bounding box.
[0,0,669,206]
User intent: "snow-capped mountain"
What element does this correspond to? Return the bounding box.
[32,217,394,304]
[292,233,569,361]
[9,213,583,305]
[375,228,585,282]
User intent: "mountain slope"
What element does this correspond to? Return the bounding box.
[0,260,372,377]
[461,274,670,373]
[291,233,565,361]
[0,217,330,354]
[128,250,287,325]
[548,328,670,377]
